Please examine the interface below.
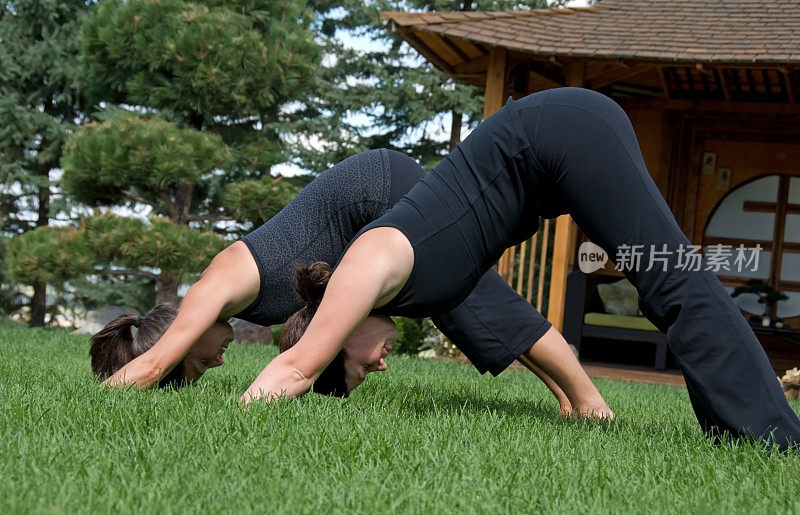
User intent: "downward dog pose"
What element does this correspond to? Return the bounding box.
[245,87,800,451]
[97,146,611,418]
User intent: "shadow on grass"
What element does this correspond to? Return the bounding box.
[395,384,618,430]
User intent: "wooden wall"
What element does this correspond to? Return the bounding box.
[625,106,672,201]
[692,139,800,241]
[590,103,800,328]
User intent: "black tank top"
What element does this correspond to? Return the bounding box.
[341,98,552,318]
[235,148,425,326]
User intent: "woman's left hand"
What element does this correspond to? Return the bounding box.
[239,352,314,403]
[103,353,164,388]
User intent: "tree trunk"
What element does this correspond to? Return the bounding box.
[162,180,195,225]
[29,181,51,327]
[449,110,462,151]
[30,280,47,327]
[156,271,181,305]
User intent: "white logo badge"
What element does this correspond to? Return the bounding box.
[578,241,608,273]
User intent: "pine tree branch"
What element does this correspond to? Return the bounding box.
[120,190,169,216]
[95,268,159,280]
[186,213,235,223]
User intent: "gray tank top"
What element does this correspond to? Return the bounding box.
[235,148,422,326]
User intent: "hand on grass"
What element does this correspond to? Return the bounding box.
[103,356,162,389]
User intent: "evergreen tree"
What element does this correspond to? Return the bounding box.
[7,0,320,308]
[0,0,89,326]
[80,0,320,174]
[285,0,548,173]
[6,211,228,305]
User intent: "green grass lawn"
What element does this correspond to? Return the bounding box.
[1,325,799,514]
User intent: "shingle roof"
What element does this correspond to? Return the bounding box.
[381,1,800,64]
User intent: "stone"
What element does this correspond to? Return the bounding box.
[230,318,273,345]
[73,305,140,335]
[780,367,800,400]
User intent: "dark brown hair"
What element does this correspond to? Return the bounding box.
[89,303,186,388]
[281,262,348,397]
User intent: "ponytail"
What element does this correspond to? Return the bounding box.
[89,314,140,380]
[280,261,331,352]
[89,303,183,387]
[280,262,348,397]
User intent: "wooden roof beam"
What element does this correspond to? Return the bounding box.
[530,63,566,86]
[617,96,800,114]
[396,27,456,74]
[585,63,652,89]
[453,56,489,75]
[656,66,671,100]
[779,68,796,103]
[718,68,732,101]
[440,36,471,63]
[451,37,487,59]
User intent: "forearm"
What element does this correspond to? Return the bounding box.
[104,280,228,388]
[291,227,411,379]
[240,227,413,402]
[240,260,385,400]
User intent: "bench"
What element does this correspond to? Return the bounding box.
[562,270,670,370]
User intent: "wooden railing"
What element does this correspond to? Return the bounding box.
[495,218,556,316]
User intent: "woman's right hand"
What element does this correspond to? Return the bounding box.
[104,353,164,388]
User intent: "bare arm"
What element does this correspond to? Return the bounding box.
[240,227,413,403]
[104,241,259,388]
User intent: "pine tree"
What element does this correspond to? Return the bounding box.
[284,0,548,173]
[0,0,90,326]
[79,0,320,173]
[6,0,321,308]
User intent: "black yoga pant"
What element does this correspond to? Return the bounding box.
[513,87,800,450]
[388,150,553,375]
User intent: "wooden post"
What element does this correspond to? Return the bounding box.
[483,47,507,119]
[547,61,585,331]
[566,61,586,89]
[547,215,578,331]
[516,240,527,293]
[484,46,510,278]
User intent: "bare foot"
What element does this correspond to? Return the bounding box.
[558,401,574,418]
[562,401,615,421]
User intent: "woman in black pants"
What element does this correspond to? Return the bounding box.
[251,87,800,451]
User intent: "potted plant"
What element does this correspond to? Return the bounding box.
[731,279,789,328]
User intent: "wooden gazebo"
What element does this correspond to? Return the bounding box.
[381,1,800,336]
